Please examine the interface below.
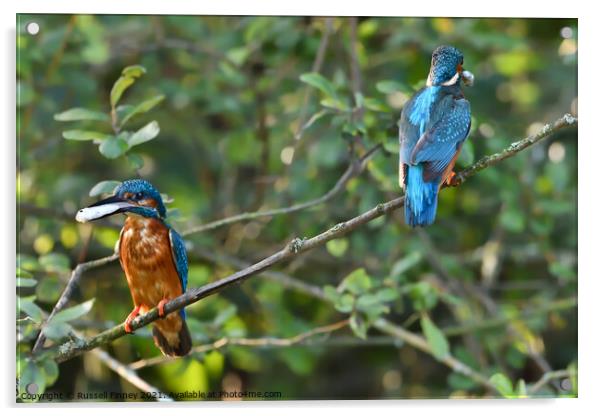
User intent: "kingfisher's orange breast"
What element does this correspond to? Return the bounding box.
[118,216,183,315]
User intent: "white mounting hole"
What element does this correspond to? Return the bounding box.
[26,22,40,36]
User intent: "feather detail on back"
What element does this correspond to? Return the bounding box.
[399,83,471,227]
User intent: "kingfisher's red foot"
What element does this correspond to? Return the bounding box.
[124,305,142,333]
[445,171,457,186]
[157,299,169,319]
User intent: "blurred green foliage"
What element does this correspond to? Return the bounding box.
[17,15,577,401]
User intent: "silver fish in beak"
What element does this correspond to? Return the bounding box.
[461,70,474,87]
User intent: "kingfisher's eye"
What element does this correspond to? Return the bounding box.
[134,192,143,200]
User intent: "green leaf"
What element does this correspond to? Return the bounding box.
[390,252,422,279]
[489,373,514,397]
[54,107,109,122]
[39,253,70,273]
[17,278,37,287]
[334,293,355,313]
[40,358,59,386]
[42,321,74,341]
[128,121,160,147]
[127,153,145,170]
[17,254,39,271]
[326,238,349,258]
[322,285,340,303]
[213,304,237,327]
[374,287,399,303]
[500,207,525,233]
[363,97,389,112]
[376,80,411,94]
[89,180,122,197]
[16,267,33,278]
[320,97,350,112]
[356,293,381,309]
[408,281,438,311]
[18,296,44,322]
[300,72,337,98]
[420,314,450,360]
[549,261,576,282]
[122,65,147,78]
[35,277,63,303]
[99,136,129,159]
[110,65,147,108]
[226,47,250,66]
[111,76,135,108]
[119,95,165,127]
[18,360,46,402]
[62,130,110,141]
[340,268,372,295]
[515,379,527,398]
[356,294,389,319]
[349,312,368,339]
[448,372,477,391]
[52,299,95,324]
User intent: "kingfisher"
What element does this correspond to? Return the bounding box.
[75,179,192,356]
[399,45,474,227]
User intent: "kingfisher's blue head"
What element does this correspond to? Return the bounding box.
[427,45,472,87]
[75,179,167,223]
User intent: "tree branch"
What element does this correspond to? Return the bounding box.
[38,113,576,366]
[128,319,349,370]
[90,349,173,402]
[193,250,577,395]
[294,17,334,142]
[528,369,575,395]
[449,113,577,186]
[182,142,382,235]
[31,253,119,353]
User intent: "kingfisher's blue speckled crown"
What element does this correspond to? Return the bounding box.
[115,179,167,218]
[427,45,464,86]
[115,179,166,218]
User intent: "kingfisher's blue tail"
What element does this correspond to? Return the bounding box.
[404,164,439,227]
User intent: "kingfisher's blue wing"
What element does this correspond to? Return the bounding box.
[168,227,188,293]
[410,96,471,176]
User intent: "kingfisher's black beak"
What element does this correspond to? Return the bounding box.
[75,195,136,223]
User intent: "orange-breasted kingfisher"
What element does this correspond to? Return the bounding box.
[399,45,474,227]
[75,179,192,356]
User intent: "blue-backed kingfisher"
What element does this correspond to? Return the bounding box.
[76,179,192,356]
[399,45,474,227]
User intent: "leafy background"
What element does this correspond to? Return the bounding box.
[17,15,577,400]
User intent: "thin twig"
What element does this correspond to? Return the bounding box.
[29,143,381,351]
[91,349,173,402]
[294,17,334,141]
[372,318,498,392]
[191,250,577,395]
[442,297,577,337]
[129,319,349,370]
[37,114,576,365]
[182,143,382,235]
[529,369,575,395]
[31,254,119,353]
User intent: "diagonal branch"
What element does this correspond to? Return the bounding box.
[128,319,349,370]
[182,143,382,235]
[91,349,173,402]
[38,113,576,364]
[29,143,382,352]
[31,253,119,353]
